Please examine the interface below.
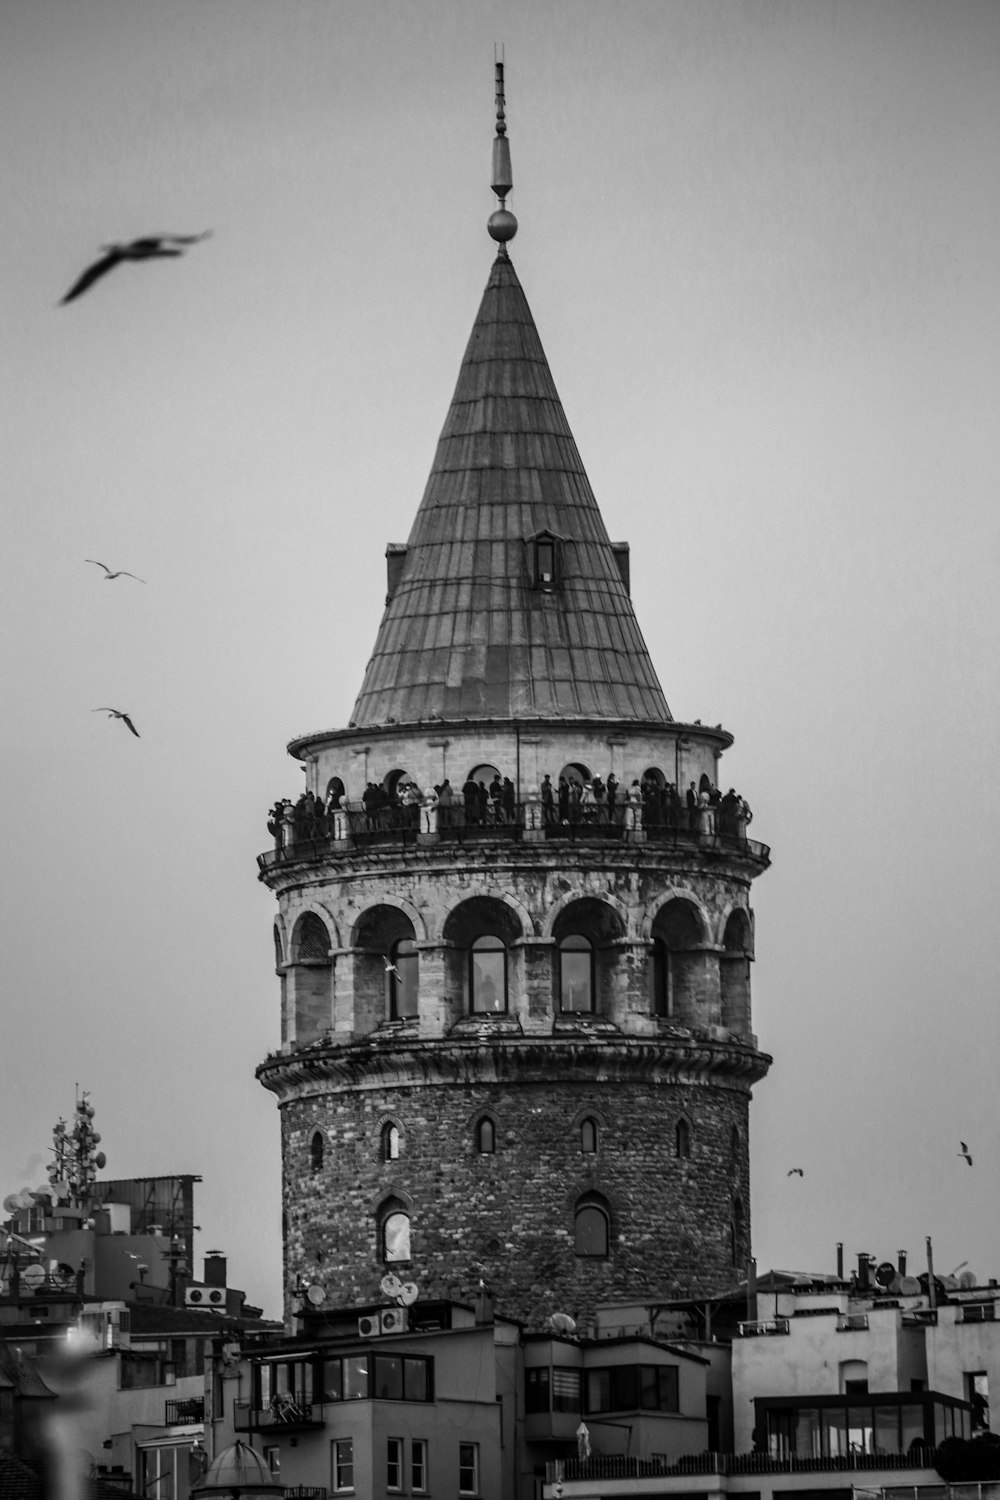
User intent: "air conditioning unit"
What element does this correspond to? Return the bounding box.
[357,1314,380,1337]
[185,1286,226,1309]
[380,1308,408,1334]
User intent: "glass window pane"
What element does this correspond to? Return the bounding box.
[321,1359,343,1403]
[343,1356,369,1400]
[586,1370,611,1413]
[384,1211,410,1262]
[403,1358,429,1401]
[552,1368,581,1413]
[375,1356,403,1400]
[560,936,593,1012]
[797,1408,822,1458]
[575,1205,608,1257]
[471,938,506,1013]
[391,940,419,1019]
[526,1369,550,1414]
[611,1367,639,1410]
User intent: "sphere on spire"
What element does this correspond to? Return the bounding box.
[488,208,518,243]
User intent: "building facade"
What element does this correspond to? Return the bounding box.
[257,78,772,1330]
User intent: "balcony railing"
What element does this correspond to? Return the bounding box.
[259,803,769,870]
[737,1318,790,1337]
[165,1397,204,1426]
[286,1489,327,1500]
[546,1449,942,1483]
[233,1399,324,1432]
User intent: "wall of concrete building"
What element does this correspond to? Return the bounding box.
[926,1304,1000,1410]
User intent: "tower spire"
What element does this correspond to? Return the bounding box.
[488,52,517,250]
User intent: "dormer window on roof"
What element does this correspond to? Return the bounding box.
[531,531,558,592]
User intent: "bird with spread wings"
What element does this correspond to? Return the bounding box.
[59,232,211,305]
[86,559,145,582]
[93,708,140,738]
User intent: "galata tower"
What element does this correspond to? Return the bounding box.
[257,69,771,1330]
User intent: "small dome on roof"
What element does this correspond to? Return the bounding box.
[193,1442,283,1497]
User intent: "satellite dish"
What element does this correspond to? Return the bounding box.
[398,1282,419,1306]
[874,1261,896,1289]
[95,1152,106,1170]
[380,1273,403,1299]
[14,1190,35,1210]
[21,1264,45,1289]
[899,1276,921,1294]
[959,1270,978,1289]
[2,1194,22,1214]
[548,1312,577,1335]
[306,1283,325,1306]
[31,1185,54,1203]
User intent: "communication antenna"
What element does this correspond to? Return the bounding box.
[548,1311,577,1335]
[959,1270,978,1290]
[380,1272,403,1299]
[398,1281,419,1306]
[305,1283,325,1307]
[874,1261,896,1289]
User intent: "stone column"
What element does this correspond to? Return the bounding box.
[330,947,356,1036]
[515,937,555,1030]
[603,939,657,1032]
[415,941,458,1037]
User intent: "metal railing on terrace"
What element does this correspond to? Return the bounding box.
[259,803,769,870]
[233,1399,323,1432]
[164,1397,204,1426]
[547,1449,943,1483]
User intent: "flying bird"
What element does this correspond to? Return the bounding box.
[93,708,140,738]
[958,1141,973,1166]
[59,232,212,305]
[383,956,400,977]
[86,559,145,582]
[787,1167,804,1177]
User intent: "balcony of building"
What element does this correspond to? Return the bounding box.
[233,1398,324,1433]
[164,1396,204,1426]
[258,801,769,872]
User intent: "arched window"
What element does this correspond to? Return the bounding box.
[675,1119,691,1159]
[381,1123,400,1162]
[534,533,557,590]
[310,1131,324,1171]
[470,935,507,1014]
[559,934,594,1013]
[387,938,419,1020]
[580,1118,598,1154]
[574,1195,610,1258]
[476,1118,495,1154]
[380,1203,411,1263]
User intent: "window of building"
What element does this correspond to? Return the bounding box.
[476,1117,495,1154]
[458,1442,480,1495]
[332,1438,354,1492]
[534,534,557,590]
[574,1196,610,1258]
[731,1124,740,1158]
[310,1131,324,1171]
[470,935,507,1013]
[387,938,419,1020]
[381,1122,400,1161]
[559,934,594,1012]
[675,1118,691,1158]
[586,1365,679,1414]
[967,1372,990,1430]
[263,1447,280,1478]
[387,1437,403,1490]
[731,1196,744,1267]
[580,1117,598,1153]
[411,1439,428,1492]
[375,1355,431,1402]
[318,1353,432,1404]
[382,1207,411,1263]
[527,1368,582,1413]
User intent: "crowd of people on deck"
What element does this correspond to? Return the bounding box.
[267,771,752,848]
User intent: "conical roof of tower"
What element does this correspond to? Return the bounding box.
[349,251,671,727]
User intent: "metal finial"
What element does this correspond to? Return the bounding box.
[488,51,517,247]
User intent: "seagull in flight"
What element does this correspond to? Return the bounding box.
[86,559,145,582]
[383,956,400,977]
[93,708,140,738]
[59,232,212,305]
[786,1167,804,1177]
[958,1141,973,1166]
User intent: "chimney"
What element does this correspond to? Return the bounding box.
[857,1253,870,1292]
[747,1258,758,1323]
[204,1252,227,1288]
[474,1283,494,1326]
[898,1250,907,1277]
[926,1237,936,1310]
[836,1243,844,1280]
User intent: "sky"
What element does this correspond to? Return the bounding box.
[2,0,999,1318]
